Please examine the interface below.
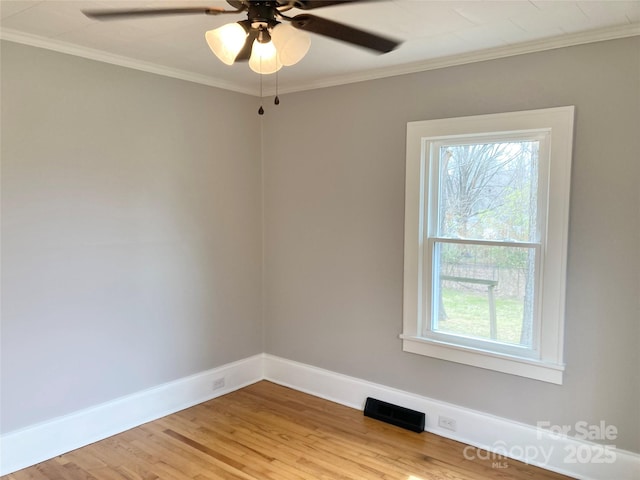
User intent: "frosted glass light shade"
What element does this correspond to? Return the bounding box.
[271,23,310,66]
[249,39,282,74]
[205,23,247,65]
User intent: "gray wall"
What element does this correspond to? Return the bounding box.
[1,42,263,432]
[2,36,639,455]
[263,37,640,453]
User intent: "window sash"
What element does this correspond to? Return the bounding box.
[420,133,548,358]
[426,132,550,246]
[422,237,542,358]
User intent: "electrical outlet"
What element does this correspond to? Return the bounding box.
[438,415,457,431]
[212,377,226,390]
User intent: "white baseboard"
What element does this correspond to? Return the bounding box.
[263,354,640,480]
[2,353,638,480]
[0,354,263,476]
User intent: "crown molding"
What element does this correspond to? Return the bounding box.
[0,29,256,96]
[273,23,640,95]
[2,23,638,97]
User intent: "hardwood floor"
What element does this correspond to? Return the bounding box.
[3,381,573,480]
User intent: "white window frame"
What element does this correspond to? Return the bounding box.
[402,107,574,384]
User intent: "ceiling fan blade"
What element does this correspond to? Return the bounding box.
[290,14,399,53]
[83,7,229,21]
[287,0,363,10]
[234,29,259,62]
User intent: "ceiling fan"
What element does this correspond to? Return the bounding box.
[83,1,401,75]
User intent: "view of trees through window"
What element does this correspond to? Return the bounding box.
[431,140,540,347]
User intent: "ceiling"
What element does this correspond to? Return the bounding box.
[1,1,639,95]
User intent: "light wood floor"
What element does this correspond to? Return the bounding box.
[3,381,573,480]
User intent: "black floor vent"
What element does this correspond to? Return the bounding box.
[363,397,425,433]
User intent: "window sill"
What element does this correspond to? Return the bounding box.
[400,335,564,384]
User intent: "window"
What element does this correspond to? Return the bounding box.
[402,107,574,384]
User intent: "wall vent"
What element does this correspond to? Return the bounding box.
[364,397,425,433]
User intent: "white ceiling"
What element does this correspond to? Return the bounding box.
[1,0,639,95]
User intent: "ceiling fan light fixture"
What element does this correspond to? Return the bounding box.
[271,23,310,66]
[205,22,247,65]
[82,1,401,78]
[249,37,282,74]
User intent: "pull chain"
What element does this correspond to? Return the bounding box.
[258,56,264,115]
[274,68,280,106]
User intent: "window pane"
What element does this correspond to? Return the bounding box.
[432,242,535,347]
[438,141,539,242]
